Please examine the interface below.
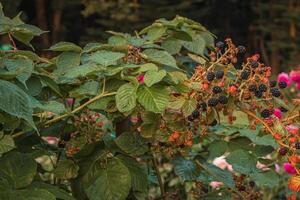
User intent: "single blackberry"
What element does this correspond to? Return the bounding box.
[215,70,224,79]
[207,98,218,107]
[271,88,281,97]
[261,109,271,118]
[258,84,267,92]
[192,110,200,119]
[238,185,246,191]
[278,81,287,89]
[279,106,288,113]
[212,86,222,94]
[241,70,250,80]
[249,181,255,188]
[216,41,224,48]
[279,147,287,156]
[218,95,228,104]
[237,45,246,54]
[255,90,263,98]
[209,119,218,126]
[269,80,277,87]
[295,142,300,149]
[250,60,259,68]
[248,84,257,92]
[234,58,243,70]
[206,71,215,82]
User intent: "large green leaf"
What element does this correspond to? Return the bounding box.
[88,50,125,67]
[53,160,79,179]
[182,34,206,55]
[0,80,35,129]
[49,42,82,52]
[0,135,15,154]
[117,155,148,192]
[116,83,137,113]
[37,101,66,114]
[140,112,160,138]
[144,70,166,87]
[142,49,177,68]
[16,188,56,200]
[226,150,257,175]
[146,26,166,41]
[137,85,169,113]
[182,98,197,117]
[250,171,280,188]
[84,158,131,200]
[161,38,182,55]
[0,152,37,189]
[59,63,104,80]
[56,52,81,71]
[3,58,34,87]
[208,140,228,160]
[173,157,199,181]
[30,182,75,200]
[115,132,148,156]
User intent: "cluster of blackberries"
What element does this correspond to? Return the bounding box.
[207,70,225,82]
[247,81,286,98]
[241,70,250,80]
[187,103,207,121]
[207,95,228,107]
[248,83,268,98]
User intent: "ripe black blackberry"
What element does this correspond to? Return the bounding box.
[248,84,257,92]
[279,147,287,156]
[295,142,300,149]
[261,109,271,118]
[218,95,228,104]
[270,88,281,97]
[249,181,255,188]
[250,60,259,68]
[278,81,287,89]
[198,102,207,111]
[215,70,224,79]
[258,84,267,92]
[62,132,71,141]
[216,41,224,48]
[212,86,222,94]
[192,110,200,119]
[255,90,263,98]
[269,80,277,87]
[206,71,215,82]
[207,98,218,107]
[237,45,246,54]
[279,106,288,113]
[187,115,194,121]
[241,70,250,80]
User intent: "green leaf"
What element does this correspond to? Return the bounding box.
[117,155,148,192]
[183,34,206,55]
[255,134,278,149]
[173,157,199,181]
[60,63,104,80]
[88,50,125,67]
[161,38,182,55]
[16,188,56,200]
[49,42,82,52]
[53,160,79,179]
[188,53,207,64]
[140,112,160,138]
[143,49,177,68]
[208,140,228,160]
[146,26,166,41]
[0,135,15,154]
[137,63,158,72]
[37,101,66,114]
[116,83,137,113]
[182,98,197,117]
[144,70,166,87]
[3,58,34,87]
[30,182,75,200]
[56,52,81,71]
[200,163,236,189]
[84,157,131,200]
[0,80,35,129]
[250,171,280,188]
[70,80,100,98]
[168,96,185,110]
[226,150,257,174]
[115,132,148,156]
[137,85,169,113]
[0,152,37,189]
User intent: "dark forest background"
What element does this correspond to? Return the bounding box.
[1,0,299,73]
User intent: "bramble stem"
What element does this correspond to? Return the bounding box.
[152,152,166,200]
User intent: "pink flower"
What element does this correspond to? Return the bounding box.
[137,74,144,83]
[275,164,281,173]
[277,72,292,86]
[42,136,59,145]
[286,124,299,135]
[213,156,233,171]
[290,70,300,82]
[210,181,223,188]
[283,162,297,174]
[273,108,282,119]
[296,82,300,90]
[66,98,74,106]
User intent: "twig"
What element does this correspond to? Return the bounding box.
[8,33,17,51]
[152,152,166,200]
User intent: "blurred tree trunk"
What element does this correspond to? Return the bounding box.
[52,10,62,43]
[35,0,50,48]
[270,0,280,73]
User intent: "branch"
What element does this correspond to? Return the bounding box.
[8,33,17,51]
[152,152,166,200]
